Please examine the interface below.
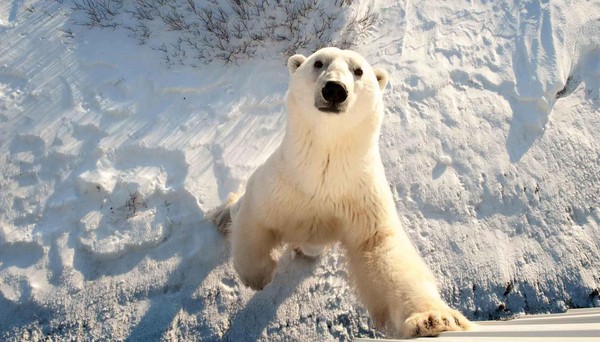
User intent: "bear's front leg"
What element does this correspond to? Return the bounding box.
[230,203,279,291]
[343,223,471,338]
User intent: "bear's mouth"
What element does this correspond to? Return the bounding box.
[315,99,346,114]
[317,105,343,114]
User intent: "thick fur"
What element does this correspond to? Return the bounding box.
[210,47,472,338]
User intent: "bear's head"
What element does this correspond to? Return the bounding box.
[286,47,388,132]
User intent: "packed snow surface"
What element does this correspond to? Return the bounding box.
[1,0,599,340]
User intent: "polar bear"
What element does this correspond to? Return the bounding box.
[211,47,471,338]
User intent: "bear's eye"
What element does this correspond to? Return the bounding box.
[354,68,363,77]
[314,60,323,68]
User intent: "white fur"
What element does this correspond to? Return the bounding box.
[213,47,472,338]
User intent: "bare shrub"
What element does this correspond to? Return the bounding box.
[72,0,123,28]
[71,0,379,66]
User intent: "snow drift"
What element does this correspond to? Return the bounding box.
[0,0,598,340]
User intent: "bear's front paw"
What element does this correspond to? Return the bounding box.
[402,308,472,338]
[235,258,276,291]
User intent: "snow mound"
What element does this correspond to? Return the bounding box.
[0,0,598,340]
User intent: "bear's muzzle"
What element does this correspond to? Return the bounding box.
[317,81,348,114]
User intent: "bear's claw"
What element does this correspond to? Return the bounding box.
[403,308,472,338]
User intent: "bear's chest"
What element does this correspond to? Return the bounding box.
[267,177,375,234]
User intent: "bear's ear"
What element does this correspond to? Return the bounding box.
[287,54,307,75]
[373,68,389,90]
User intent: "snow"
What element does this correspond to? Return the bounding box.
[0,0,599,340]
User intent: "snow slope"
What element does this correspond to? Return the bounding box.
[0,0,599,340]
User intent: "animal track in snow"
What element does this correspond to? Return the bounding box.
[73,145,200,279]
[0,240,44,270]
[0,71,28,117]
[0,71,28,91]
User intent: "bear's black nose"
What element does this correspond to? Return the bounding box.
[322,81,348,104]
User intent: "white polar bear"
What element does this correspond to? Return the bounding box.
[211,47,472,338]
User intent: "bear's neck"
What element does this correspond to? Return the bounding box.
[284,110,380,156]
[280,108,383,192]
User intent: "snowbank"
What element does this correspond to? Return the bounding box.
[0,0,598,340]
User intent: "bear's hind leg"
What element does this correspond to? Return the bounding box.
[291,243,326,259]
[230,203,279,291]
